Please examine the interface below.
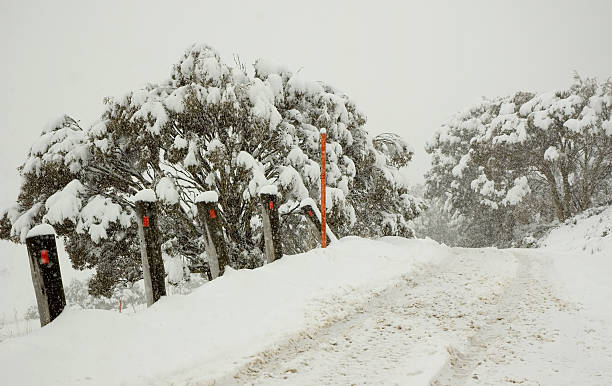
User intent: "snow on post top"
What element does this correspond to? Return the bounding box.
[26,224,55,239]
[259,184,279,197]
[320,128,326,134]
[195,191,219,204]
[133,189,157,202]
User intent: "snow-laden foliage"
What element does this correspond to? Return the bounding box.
[425,75,612,247]
[1,43,422,295]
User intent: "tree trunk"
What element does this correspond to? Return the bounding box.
[542,167,567,222]
[560,164,572,219]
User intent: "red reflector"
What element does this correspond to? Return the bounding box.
[142,216,149,227]
[308,210,313,217]
[41,250,49,265]
[209,209,216,219]
[269,201,274,210]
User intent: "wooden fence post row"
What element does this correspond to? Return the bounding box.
[134,189,166,307]
[25,224,66,327]
[23,190,332,325]
[196,191,229,279]
[259,185,283,264]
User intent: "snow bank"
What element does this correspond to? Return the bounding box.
[541,206,612,255]
[540,205,612,325]
[0,237,450,385]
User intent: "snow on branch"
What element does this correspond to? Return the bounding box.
[43,179,85,225]
[278,166,309,200]
[502,177,531,206]
[236,151,269,200]
[76,195,133,243]
[259,184,280,197]
[11,203,44,242]
[195,191,219,204]
[22,114,90,176]
[156,177,179,205]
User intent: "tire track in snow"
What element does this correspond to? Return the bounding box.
[216,247,608,385]
[442,250,612,385]
[431,250,534,385]
[230,247,521,386]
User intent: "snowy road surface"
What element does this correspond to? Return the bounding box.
[1,235,611,385]
[231,248,612,386]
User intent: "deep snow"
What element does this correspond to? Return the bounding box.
[0,207,611,385]
[0,237,451,385]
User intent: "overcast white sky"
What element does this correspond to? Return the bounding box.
[1,0,611,208]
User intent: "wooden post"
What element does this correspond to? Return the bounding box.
[196,191,229,278]
[259,185,282,263]
[320,128,327,248]
[25,224,66,327]
[134,189,166,307]
[299,200,331,247]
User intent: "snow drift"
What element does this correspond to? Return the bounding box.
[0,237,450,385]
[541,205,612,324]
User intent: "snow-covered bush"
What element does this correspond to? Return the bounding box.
[0,43,423,295]
[23,305,39,321]
[64,278,145,311]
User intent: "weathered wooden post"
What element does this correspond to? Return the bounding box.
[259,185,282,263]
[299,197,338,247]
[299,198,330,247]
[25,224,66,327]
[196,191,229,278]
[134,189,166,306]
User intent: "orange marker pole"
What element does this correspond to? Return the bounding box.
[320,128,327,248]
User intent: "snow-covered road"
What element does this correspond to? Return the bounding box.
[1,230,611,385]
[232,247,612,386]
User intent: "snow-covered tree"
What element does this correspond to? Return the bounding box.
[424,98,521,247]
[1,43,423,295]
[425,76,612,247]
[469,76,612,221]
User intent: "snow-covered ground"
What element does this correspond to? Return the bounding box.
[542,206,612,326]
[0,237,451,385]
[0,207,611,385]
